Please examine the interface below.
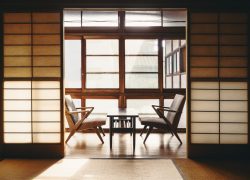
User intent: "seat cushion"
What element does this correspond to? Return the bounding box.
[80,114,107,129]
[139,117,167,127]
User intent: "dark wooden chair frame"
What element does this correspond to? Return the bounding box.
[65,97,105,144]
[140,95,185,144]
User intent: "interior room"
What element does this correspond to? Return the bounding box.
[64,9,187,158]
[0,0,250,179]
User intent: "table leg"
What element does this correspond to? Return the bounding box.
[133,117,136,155]
[110,117,113,150]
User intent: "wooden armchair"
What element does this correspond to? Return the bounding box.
[139,94,185,144]
[65,95,106,144]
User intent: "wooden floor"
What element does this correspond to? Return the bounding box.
[65,132,186,158]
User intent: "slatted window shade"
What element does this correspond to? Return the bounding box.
[3,12,62,144]
[189,12,248,144]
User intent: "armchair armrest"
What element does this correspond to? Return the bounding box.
[76,107,94,110]
[67,109,92,115]
[152,105,177,118]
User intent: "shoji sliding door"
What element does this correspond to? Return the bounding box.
[2,12,63,157]
[188,12,249,157]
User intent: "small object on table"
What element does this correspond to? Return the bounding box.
[107,108,138,155]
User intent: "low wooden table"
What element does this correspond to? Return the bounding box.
[107,108,138,155]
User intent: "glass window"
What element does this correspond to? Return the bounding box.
[86,99,118,113]
[65,40,81,88]
[82,11,118,27]
[64,10,81,27]
[125,11,161,27]
[86,39,119,88]
[163,39,186,89]
[127,99,159,114]
[125,39,158,89]
[163,10,187,27]
[125,39,158,55]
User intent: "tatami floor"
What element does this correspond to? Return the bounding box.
[0,158,249,179]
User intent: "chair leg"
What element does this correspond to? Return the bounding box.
[95,127,104,144]
[143,126,153,144]
[65,130,76,143]
[173,130,182,144]
[98,126,105,136]
[140,125,148,136]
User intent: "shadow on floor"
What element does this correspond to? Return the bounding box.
[173,158,250,180]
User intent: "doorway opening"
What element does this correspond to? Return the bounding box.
[63,9,187,158]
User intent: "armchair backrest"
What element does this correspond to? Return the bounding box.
[166,94,186,130]
[65,95,78,124]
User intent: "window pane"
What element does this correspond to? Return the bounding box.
[125,39,158,55]
[125,56,158,72]
[86,99,118,113]
[87,56,119,72]
[166,76,172,89]
[127,99,159,114]
[165,40,172,55]
[64,10,81,27]
[163,10,187,27]
[125,11,161,27]
[65,40,81,88]
[173,75,180,88]
[82,11,118,27]
[86,74,119,88]
[86,39,118,55]
[126,74,158,89]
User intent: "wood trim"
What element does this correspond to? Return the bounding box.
[59,10,65,156]
[248,12,250,144]
[187,9,192,158]
[81,37,86,90]
[0,11,3,159]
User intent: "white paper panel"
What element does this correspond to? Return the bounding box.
[191,90,219,100]
[4,81,31,88]
[191,112,219,122]
[191,123,219,133]
[220,90,247,100]
[32,89,60,99]
[220,112,248,123]
[220,82,247,89]
[32,81,60,88]
[32,100,60,110]
[4,133,32,143]
[191,101,219,111]
[33,133,60,143]
[4,100,31,110]
[4,68,32,77]
[33,122,60,132]
[220,123,247,134]
[4,122,31,132]
[191,134,219,144]
[191,82,219,89]
[32,111,60,122]
[4,111,31,122]
[220,135,248,144]
[220,101,247,111]
[4,89,31,99]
